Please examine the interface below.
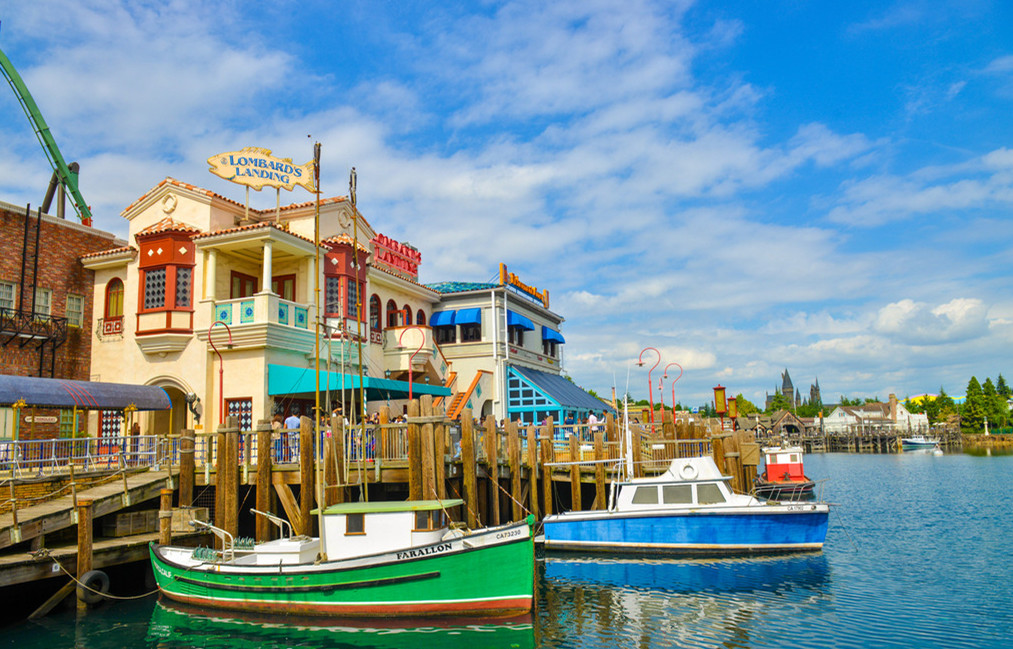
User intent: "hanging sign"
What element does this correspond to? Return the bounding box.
[207,147,315,192]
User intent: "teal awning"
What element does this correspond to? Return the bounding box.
[456,308,482,325]
[268,365,451,399]
[542,327,565,344]
[430,310,456,327]
[507,310,534,331]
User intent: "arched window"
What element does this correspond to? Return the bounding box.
[416,309,426,326]
[386,299,399,327]
[369,294,381,331]
[403,303,412,325]
[105,278,124,319]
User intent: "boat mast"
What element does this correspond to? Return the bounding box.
[350,168,368,502]
[312,142,326,553]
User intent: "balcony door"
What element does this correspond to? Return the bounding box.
[230,271,258,299]
[272,275,295,302]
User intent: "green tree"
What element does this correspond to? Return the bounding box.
[982,377,1008,429]
[997,374,1011,400]
[936,387,957,422]
[734,394,760,415]
[962,377,984,433]
[765,391,792,414]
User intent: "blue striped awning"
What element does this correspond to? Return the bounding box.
[456,308,482,325]
[0,375,171,410]
[507,310,534,331]
[542,327,566,344]
[430,310,456,327]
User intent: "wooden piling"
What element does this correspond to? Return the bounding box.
[407,400,422,501]
[332,414,346,496]
[540,430,553,516]
[159,488,173,545]
[179,428,194,507]
[526,424,539,520]
[420,396,436,500]
[594,432,606,510]
[569,434,581,512]
[75,498,93,610]
[255,420,273,541]
[223,417,240,540]
[484,416,500,526]
[605,412,616,443]
[460,409,479,529]
[214,423,227,532]
[299,415,314,536]
[631,425,643,478]
[507,420,522,522]
[434,410,447,500]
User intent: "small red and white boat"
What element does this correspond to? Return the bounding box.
[754,446,816,502]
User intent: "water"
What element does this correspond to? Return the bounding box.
[2,452,1011,648]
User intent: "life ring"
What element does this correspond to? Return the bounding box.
[679,463,698,480]
[77,569,110,604]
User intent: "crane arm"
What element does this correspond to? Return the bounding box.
[0,45,92,223]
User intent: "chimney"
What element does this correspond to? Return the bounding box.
[889,394,897,422]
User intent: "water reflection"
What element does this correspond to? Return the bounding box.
[537,554,830,649]
[146,600,535,649]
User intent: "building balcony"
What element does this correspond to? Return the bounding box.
[196,293,315,353]
[382,326,441,380]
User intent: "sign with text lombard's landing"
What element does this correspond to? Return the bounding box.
[207,147,316,192]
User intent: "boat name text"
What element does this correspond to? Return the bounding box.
[396,543,451,561]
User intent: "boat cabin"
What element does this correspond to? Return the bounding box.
[761,446,805,483]
[318,499,463,559]
[612,456,759,511]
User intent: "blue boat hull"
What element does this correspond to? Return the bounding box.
[542,508,829,555]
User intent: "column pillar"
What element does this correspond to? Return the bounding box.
[262,240,273,293]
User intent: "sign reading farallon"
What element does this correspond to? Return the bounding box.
[371,233,421,279]
[500,263,549,308]
[207,147,315,192]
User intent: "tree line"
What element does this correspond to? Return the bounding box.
[905,375,1011,434]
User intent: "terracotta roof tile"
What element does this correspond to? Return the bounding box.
[79,246,137,260]
[136,216,202,236]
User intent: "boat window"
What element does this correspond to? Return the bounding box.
[662,485,693,504]
[631,486,659,505]
[346,513,365,535]
[696,483,726,505]
[415,511,431,530]
[790,454,799,463]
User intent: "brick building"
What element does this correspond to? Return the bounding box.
[0,200,125,439]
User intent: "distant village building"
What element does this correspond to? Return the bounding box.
[822,394,929,434]
[765,369,821,411]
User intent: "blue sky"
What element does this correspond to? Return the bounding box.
[1,0,1011,408]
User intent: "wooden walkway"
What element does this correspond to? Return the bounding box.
[0,469,172,551]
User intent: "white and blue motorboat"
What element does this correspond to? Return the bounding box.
[541,455,829,555]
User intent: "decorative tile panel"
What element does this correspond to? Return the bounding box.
[294,306,308,329]
[216,303,233,324]
[278,303,289,325]
[240,300,255,324]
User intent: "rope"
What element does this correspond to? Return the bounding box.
[448,481,481,528]
[30,548,160,600]
[491,475,531,518]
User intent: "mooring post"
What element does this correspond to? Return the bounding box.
[331,414,346,503]
[434,408,447,500]
[420,395,436,500]
[594,431,606,510]
[224,416,240,540]
[507,420,521,522]
[299,415,314,536]
[460,409,478,529]
[256,420,273,541]
[159,488,173,545]
[76,498,93,610]
[484,416,500,526]
[526,424,539,520]
[215,423,227,532]
[569,433,581,512]
[179,428,194,508]
[407,399,422,500]
[539,430,553,517]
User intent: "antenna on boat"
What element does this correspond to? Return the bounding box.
[623,364,634,482]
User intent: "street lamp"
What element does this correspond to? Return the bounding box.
[208,320,233,425]
[637,347,662,428]
[664,362,683,423]
[713,384,727,433]
[728,396,738,431]
[398,326,425,400]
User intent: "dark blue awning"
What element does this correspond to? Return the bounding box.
[542,327,566,344]
[507,310,534,331]
[509,365,612,413]
[456,308,482,325]
[0,375,171,410]
[430,310,456,327]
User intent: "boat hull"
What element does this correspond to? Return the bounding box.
[150,520,534,617]
[542,505,829,555]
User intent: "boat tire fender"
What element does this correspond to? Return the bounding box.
[77,569,110,604]
[679,463,697,480]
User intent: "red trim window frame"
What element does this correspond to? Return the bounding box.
[272,274,296,302]
[369,294,381,331]
[230,271,258,300]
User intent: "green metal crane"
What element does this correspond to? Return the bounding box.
[0,34,93,224]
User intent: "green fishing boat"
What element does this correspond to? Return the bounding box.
[149,501,535,617]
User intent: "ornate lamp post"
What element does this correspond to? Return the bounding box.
[664,361,683,415]
[637,347,661,428]
[713,384,727,433]
[397,326,426,400]
[728,396,738,431]
[209,320,233,425]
